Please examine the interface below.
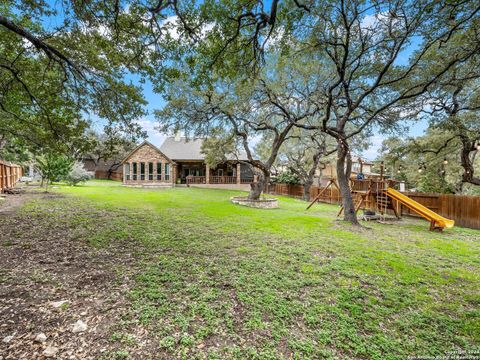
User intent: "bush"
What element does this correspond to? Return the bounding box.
[65,162,92,186]
[274,171,301,185]
[36,153,74,190]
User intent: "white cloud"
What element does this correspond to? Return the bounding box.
[160,15,214,41]
[360,12,403,33]
[136,118,166,147]
[162,15,181,40]
[361,134,384,161]
[361,13,378,30]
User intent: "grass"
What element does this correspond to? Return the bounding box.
[20,180,480,358]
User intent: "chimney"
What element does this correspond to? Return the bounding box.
[174,132,181,142]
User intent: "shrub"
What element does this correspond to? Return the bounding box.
[65,162,92,186]
[274,171,301,185]
[36,153,74,190]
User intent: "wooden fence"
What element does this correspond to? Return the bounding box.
[401,192,480,229]
[268,183,480,230]
[267,183,305,198]
[95,170,123,181]
[0,160,23,192]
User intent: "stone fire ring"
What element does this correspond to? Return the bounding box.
[230,196,279,209]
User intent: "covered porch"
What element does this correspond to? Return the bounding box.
[179,161,255,185]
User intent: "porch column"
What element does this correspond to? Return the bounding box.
[236,163,241,184]
[206,164,210,184]
[173,164,177,186]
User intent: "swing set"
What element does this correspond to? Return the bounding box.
[306,177,454,231]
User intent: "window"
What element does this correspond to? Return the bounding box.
[124,163,130,181]
[132,162,137,180]
[148,162,153,180]
[165,163,170,181]
[157,162,162,180]
[217,169,223,176]
[140,162,145,180]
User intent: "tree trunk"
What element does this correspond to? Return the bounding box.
[248,169,268,200]
[460,140,480,187]
[303,179,313,201]
[336,144,358,224]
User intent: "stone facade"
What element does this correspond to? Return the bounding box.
[122,142,175,186]
[230,196,279,209]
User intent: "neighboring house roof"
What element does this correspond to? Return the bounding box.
[120,140,174,165]
[351,154,374,166]
[159,136,249,161]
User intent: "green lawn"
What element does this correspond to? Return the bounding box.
[8,181,480,358]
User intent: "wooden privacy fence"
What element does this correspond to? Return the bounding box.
[268,183,342,203]
[0,160,23,192]
[268,183,305,198]
[401,192,480,229]
[95,170,123,181]
[269,183,480,230]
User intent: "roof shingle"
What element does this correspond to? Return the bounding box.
[159,137,248,161]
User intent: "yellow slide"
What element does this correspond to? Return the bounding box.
[385,188,454,230]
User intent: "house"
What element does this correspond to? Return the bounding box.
[271,156,379,187]
[120,136,255,190]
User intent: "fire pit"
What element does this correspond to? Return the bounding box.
[230,196,279,209]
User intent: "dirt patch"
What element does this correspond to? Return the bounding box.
[0,191,34,214]
[0,194,154,359]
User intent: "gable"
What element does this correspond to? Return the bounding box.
[121,141,174,164]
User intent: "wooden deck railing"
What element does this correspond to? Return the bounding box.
[350,179,399,192]
[187,176,206,184]
[186,176,254,185]
[240,177,254,184]
[209,176,237,184]
[0,160,23,192]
